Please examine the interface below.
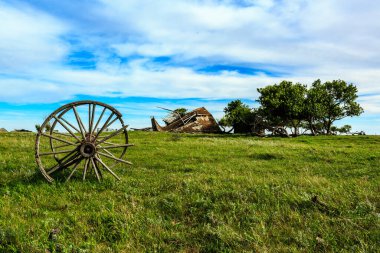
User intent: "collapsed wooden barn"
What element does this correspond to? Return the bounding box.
[151,107,221,133]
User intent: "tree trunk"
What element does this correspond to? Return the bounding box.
[310,124,316,136]
[307,117,316,136]
[291,121,300,137]
[326,120,332,135]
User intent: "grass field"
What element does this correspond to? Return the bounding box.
[0,132,379,252]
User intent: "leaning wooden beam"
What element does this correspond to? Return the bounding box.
[183,114,196,124]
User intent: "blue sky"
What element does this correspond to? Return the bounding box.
[0,0,379,133]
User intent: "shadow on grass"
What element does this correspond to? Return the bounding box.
[0,169,47,189]
[0,168,110,192]
[250,153,284,160]
[184,133,257,139]
[292,196,341,217]
[181,132,294,140]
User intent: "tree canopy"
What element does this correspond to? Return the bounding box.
[306,80,363,134]
[221,79,363,136]
[172,108,188,117]
[257,81,307,136]
[219,100,253,133]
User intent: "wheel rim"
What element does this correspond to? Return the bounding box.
[35,100,133,182]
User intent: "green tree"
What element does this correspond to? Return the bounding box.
[304,80,326,135]
[172,108,188,117]
[45,122,51,133]
[307,80,363,134]
[35,124,41,132]
[219,100,254,133]
[339,124,352,134]
[331,124,352,135]
[35,123,52,133]
[257,81,307,136]
[163,108,188,125]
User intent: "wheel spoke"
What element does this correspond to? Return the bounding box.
[105,117,119,130]
[93,118,119,138]
[83,159,89,180]
[55,147,78,163]
[89,104,96,134]
[98,143,134,149]
[66,159,82,182]
[52,116,82,142]
[94,113,115,139]
[90,157,101,182]
[54,142,80,149]
[98,151,133,165]
[103,141,123,145]
[41,133,76,145]
[60,117,81,134]
[99,146,117,158]
[39,148,78,156]
[93,140,124,145]
[47,152,81,175]
[72,106,87,139]
[98,148,119,170]
[97,145,119,167]
[88,104,91,133]
[92,107,107,135]
[94,158,103,178]
[53,156,82,175]
[53,132,74,138]
[96,125,129,145]
[94,156,121,180]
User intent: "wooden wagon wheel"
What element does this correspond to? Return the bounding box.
[35,100,133,183]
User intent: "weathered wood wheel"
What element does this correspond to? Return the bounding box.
[35,100,133,182]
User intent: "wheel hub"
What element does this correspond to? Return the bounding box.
[80,142,96,158]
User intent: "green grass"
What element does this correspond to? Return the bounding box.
[0,132,379,252]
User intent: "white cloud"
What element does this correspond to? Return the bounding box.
[104,0,294,62]
[0,1,69,73]
[358,95,380,114]
[100,0,380,68]
[0,0,379,115]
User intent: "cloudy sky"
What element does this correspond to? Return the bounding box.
[0,0,379,133]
